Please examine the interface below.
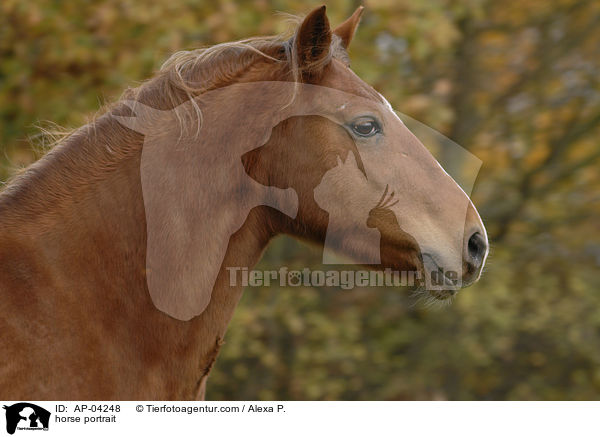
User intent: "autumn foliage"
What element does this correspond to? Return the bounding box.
[1,0,599,399]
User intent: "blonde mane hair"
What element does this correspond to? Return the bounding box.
[122,14,348,113]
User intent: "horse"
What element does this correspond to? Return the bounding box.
[0,5,488,399]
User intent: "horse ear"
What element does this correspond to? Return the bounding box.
[333,6,364,49]
[295,5,332,72]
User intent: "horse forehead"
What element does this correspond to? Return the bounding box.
[319,60,386,105]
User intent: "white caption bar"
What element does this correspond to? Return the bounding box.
[0,401,597,437]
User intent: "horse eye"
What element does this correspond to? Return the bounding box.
[351,119,380,137]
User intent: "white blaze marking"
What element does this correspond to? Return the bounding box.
[377,91,404,125]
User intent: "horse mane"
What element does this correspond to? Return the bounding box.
[122,14,348,111]
[15,13,349,153]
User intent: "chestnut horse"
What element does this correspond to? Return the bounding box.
[0,6,488,399]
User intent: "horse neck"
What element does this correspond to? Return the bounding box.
[0,116,147,266]
[0,113,271,399]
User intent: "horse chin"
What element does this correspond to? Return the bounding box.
[372,259,457,301]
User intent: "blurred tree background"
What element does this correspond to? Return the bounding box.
[1,0,599,399]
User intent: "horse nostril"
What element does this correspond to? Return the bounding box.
[467,232,486,265]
